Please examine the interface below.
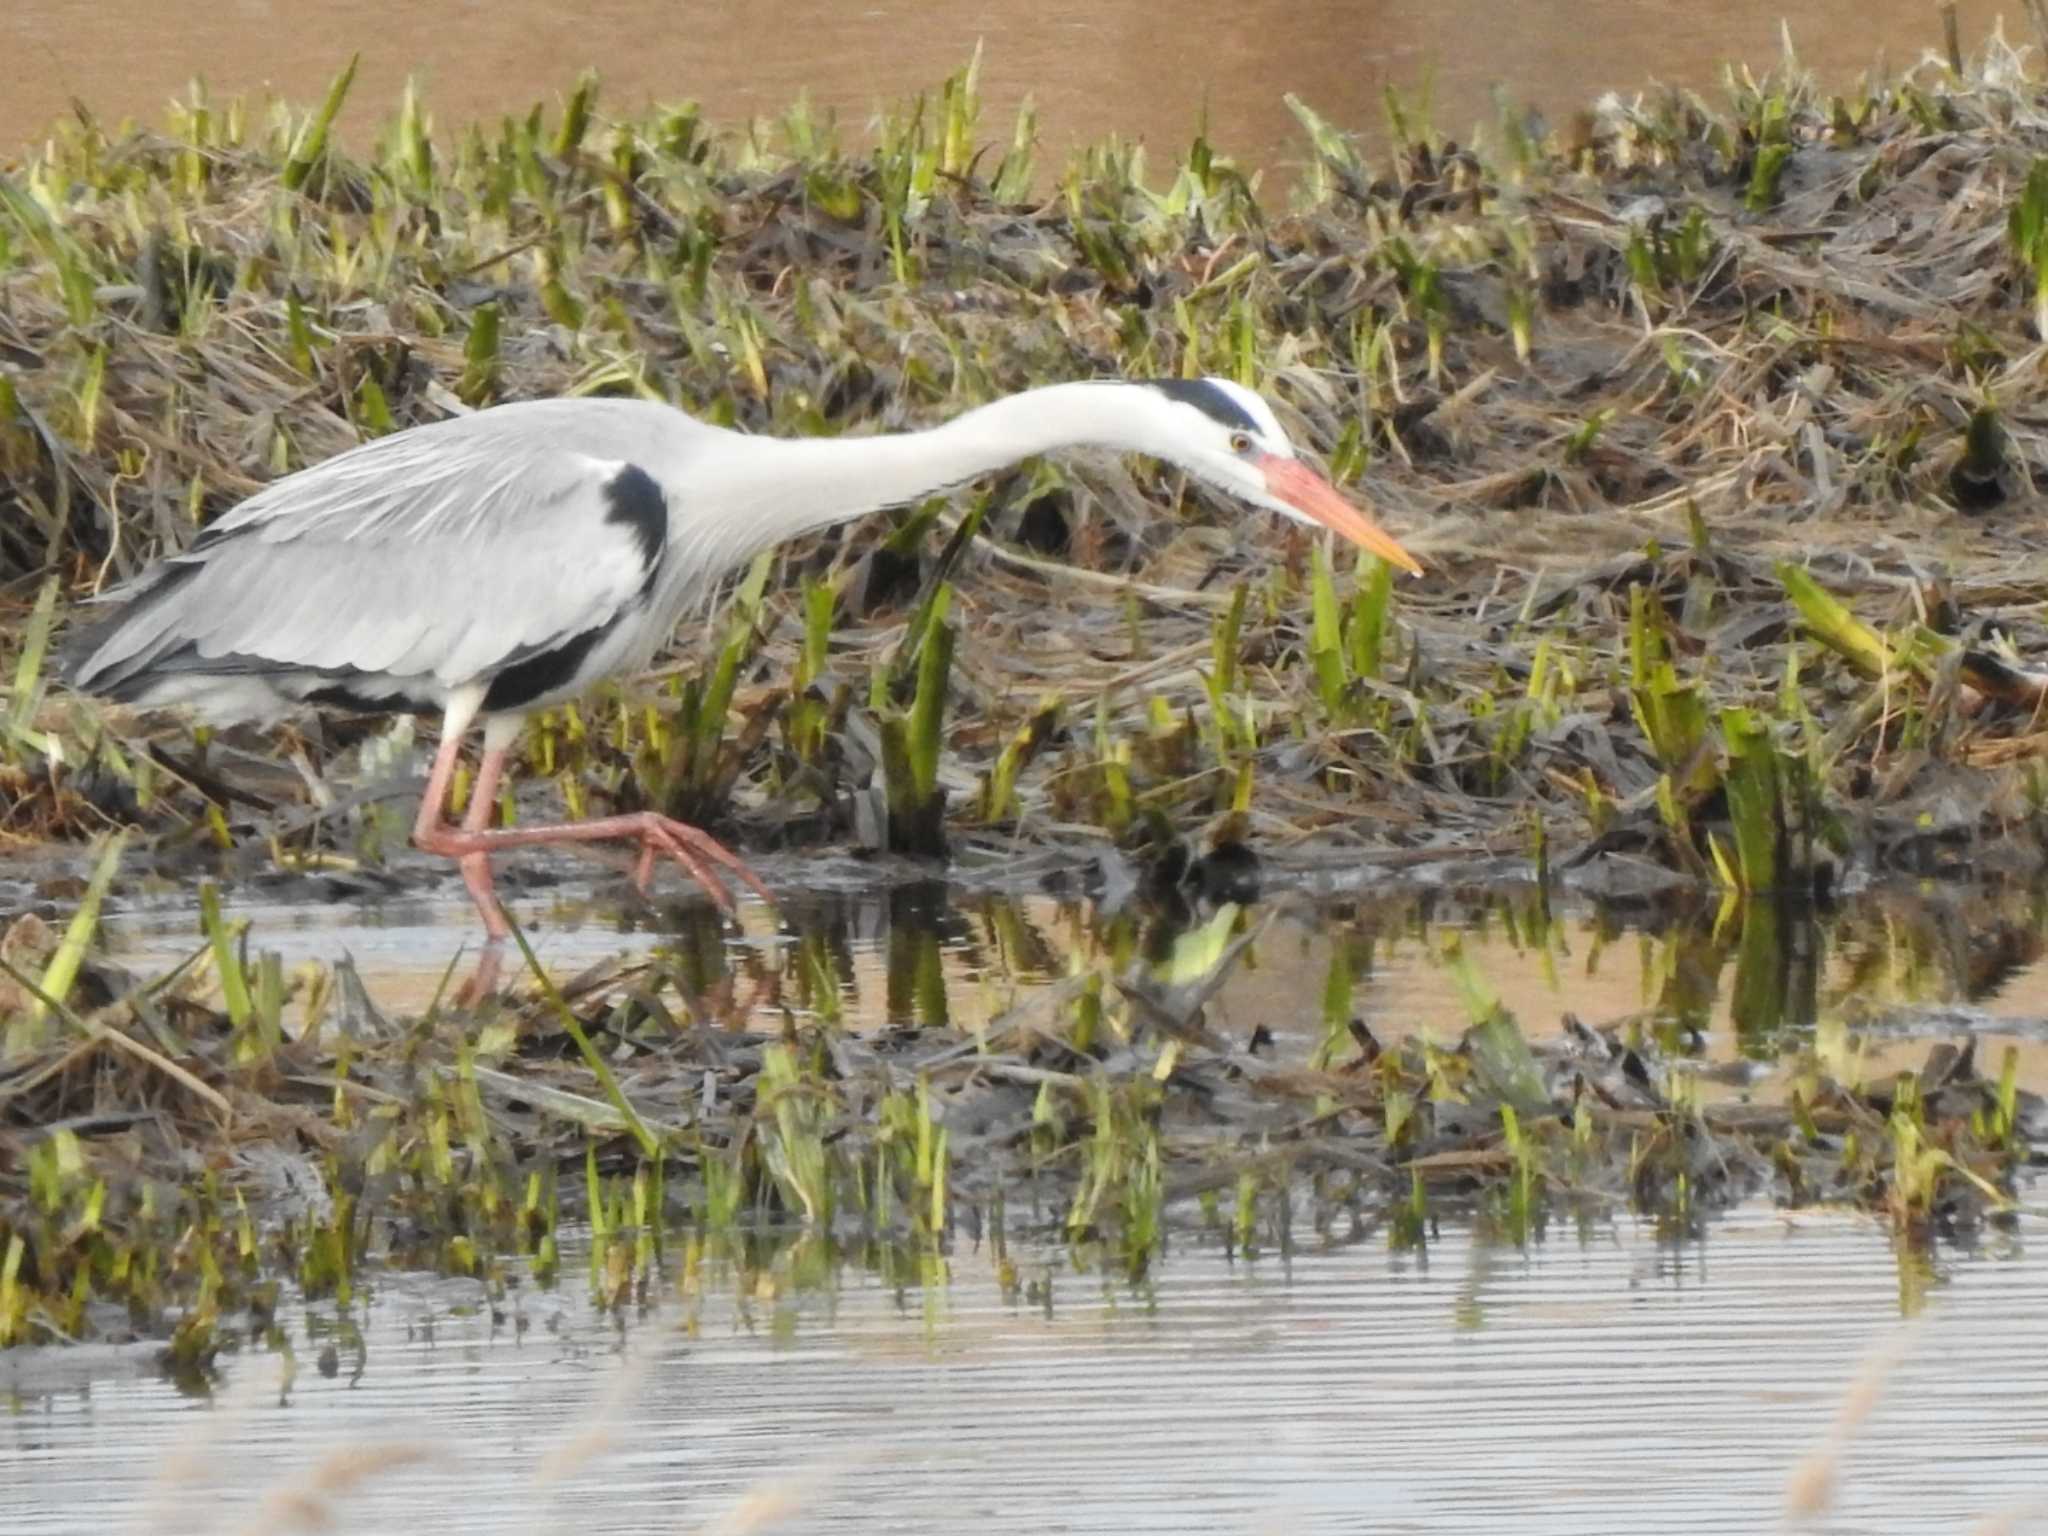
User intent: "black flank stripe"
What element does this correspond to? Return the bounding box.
[305,683,439,717]
[1145,378,1261,436]
[482,622,614,712]
[604,463,667,598]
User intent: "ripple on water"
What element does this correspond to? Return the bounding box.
[5,1207,2044,1536]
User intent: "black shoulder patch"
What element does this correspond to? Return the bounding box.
[604,464,667,596]
[481,621,614,713]
[1145,378,1262,436]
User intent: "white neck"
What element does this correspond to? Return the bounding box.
[661,381,1179,588]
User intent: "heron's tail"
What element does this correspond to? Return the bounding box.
[59,563,206,701]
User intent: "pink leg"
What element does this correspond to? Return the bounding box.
[458,943,504,1006]
[406,732,508,1005]
[410,732,772,939]
[412,731,510,939]
[457,744,511,939]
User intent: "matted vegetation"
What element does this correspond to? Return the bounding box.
[6,38,2048,1350]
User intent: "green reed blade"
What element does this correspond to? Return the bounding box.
[283,55,359,192]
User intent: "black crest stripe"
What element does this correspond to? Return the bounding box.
[1145,379,1261,436]
[603,463,667,597]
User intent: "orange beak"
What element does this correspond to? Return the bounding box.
[1260,456,1423,576]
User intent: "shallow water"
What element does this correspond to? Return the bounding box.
[18,876,2048,1529]
[95,872,2048,1084]
[5,1207,2044,1534]
[0,0,2018,169]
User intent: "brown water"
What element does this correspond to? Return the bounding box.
[0,0,2017,168]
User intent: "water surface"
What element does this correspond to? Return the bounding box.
[0,0,2015,168]
[6,1209,2043,1534]
[25,874,2048,1532]
[96,875,2048,1084]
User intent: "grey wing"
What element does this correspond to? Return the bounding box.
[66,414,668,701]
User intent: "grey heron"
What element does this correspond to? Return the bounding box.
[61,376,1422,942]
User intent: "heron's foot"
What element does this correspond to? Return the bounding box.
[620,812,773,914]
[417,812,772,918]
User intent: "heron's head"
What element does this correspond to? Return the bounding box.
[1138,377,1422,575]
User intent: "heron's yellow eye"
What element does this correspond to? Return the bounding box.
[1229,432,1253,454]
